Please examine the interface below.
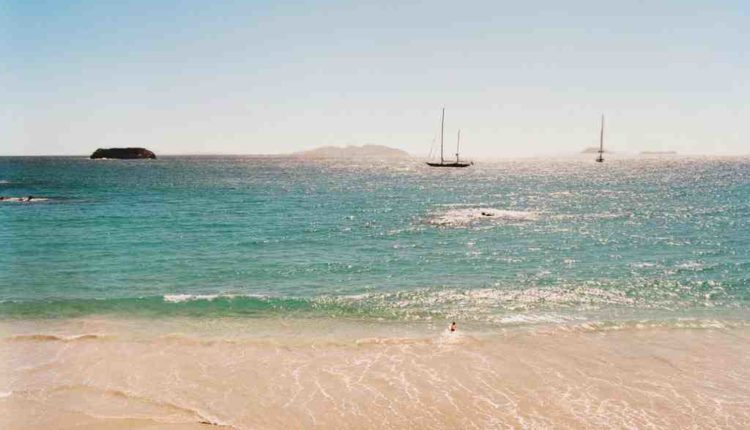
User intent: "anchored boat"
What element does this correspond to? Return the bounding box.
[596,115,605,163]
[427,108,472,168]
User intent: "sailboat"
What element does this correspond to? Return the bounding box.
[427,108,472,167]
[595,115,605,163]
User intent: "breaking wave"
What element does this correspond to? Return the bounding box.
[164,294,225,303]
[0,279,743,322]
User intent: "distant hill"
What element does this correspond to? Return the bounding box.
[581,147,608,154]
[295,144,410,159]
[640,151,677,155]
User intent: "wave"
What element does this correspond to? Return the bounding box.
[0,295,334,319]
[6,333,106,342]
[164,294,225,303]
[163,293,269,303]
[6,318,747,354]
[12,384,237,428]
[548,317,750,334]
[1,280,743,323]
[355,331,477,346]
[427,207,538,227]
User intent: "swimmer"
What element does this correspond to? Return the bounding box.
[450,321,457,332]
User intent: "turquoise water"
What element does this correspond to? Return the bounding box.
[1,156,749,323]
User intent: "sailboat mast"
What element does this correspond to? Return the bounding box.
[440,108,445,164]
[456,129,461,162]
[599,115,604,158]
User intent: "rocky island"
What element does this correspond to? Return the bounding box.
[90,147,156,159]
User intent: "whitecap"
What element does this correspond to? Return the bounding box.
[162,293,270,303]
[163,294,224,303]
[631,262,658,268]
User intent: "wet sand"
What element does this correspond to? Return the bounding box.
[2,318,749,429]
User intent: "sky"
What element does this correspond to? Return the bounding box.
[1,0,748,157]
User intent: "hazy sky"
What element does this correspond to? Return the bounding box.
[2,0,747,156]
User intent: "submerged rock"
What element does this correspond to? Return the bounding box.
[90,147,156,159]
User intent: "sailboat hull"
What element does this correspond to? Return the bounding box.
[426,162,472,168]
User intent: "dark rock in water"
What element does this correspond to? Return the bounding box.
[90,148,156,159]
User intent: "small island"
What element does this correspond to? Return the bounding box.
[294,144,410,160]
[90,147,156,159]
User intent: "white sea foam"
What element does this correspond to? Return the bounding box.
[427,208,538,227]
[162,293,270,303]
[631,262,658,268]
[327,286,641,320]
[0,197,49,203]
[163,294,224,303]
[676,261,704,270]
[558,318,750,334]
[494,313,586,325]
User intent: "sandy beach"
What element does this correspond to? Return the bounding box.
[2,317,749,429]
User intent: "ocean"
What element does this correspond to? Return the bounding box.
[1,156,749,429]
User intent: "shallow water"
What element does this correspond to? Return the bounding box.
[1,156,749,325]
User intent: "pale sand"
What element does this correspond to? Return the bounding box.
[1,317,749,429]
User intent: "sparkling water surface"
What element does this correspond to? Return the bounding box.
[1,156,749,323]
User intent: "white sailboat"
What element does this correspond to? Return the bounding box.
[427,108,472,167]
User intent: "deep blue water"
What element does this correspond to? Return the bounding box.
[1,156,749,323]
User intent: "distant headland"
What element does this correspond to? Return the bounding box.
[294,144,410,159]
[640,151,678,155]
[90,148,156,159]
[580,147,609,154]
